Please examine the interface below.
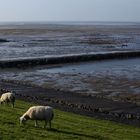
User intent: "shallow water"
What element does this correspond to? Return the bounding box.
[0,24,140,60]
[40,58,140,78]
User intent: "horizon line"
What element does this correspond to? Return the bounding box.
[0,20,140,23]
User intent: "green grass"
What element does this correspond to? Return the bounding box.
[0,100,140,140]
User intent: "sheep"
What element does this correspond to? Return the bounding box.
[0,92,15,108]
[20,106,54,129]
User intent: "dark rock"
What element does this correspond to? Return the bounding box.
[94,108,99,113]
[0,38,9,43]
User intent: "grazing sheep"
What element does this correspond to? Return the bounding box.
[20,106,54,128]
[0,92,15,108]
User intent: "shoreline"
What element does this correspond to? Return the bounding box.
[1,80,140,127]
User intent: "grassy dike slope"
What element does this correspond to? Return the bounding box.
[0,100,140,140]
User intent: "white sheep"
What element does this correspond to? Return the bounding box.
[20,106,54,128]
[0,92,15,108]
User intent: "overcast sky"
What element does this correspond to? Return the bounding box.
[0,0,140,22]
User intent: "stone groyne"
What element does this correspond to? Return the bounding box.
[0,51,140,68]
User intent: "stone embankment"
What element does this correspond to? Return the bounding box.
[0,51,140,68]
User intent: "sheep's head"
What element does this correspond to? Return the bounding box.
[20,116,26,125]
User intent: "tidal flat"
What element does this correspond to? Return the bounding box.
[0,23,140,60]
[0,23,140,125]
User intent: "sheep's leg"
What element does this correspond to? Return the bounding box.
[4,101,7,106]
[12,98,15,108]
[7,100,8,104]
[12,102,14,108]
[44,121,47,128]
[35,120,38,127]
[49,121,51,129]
[6,101,9,106]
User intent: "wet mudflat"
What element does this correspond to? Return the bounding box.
[0,58,139,103]
[0,23,140,60]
